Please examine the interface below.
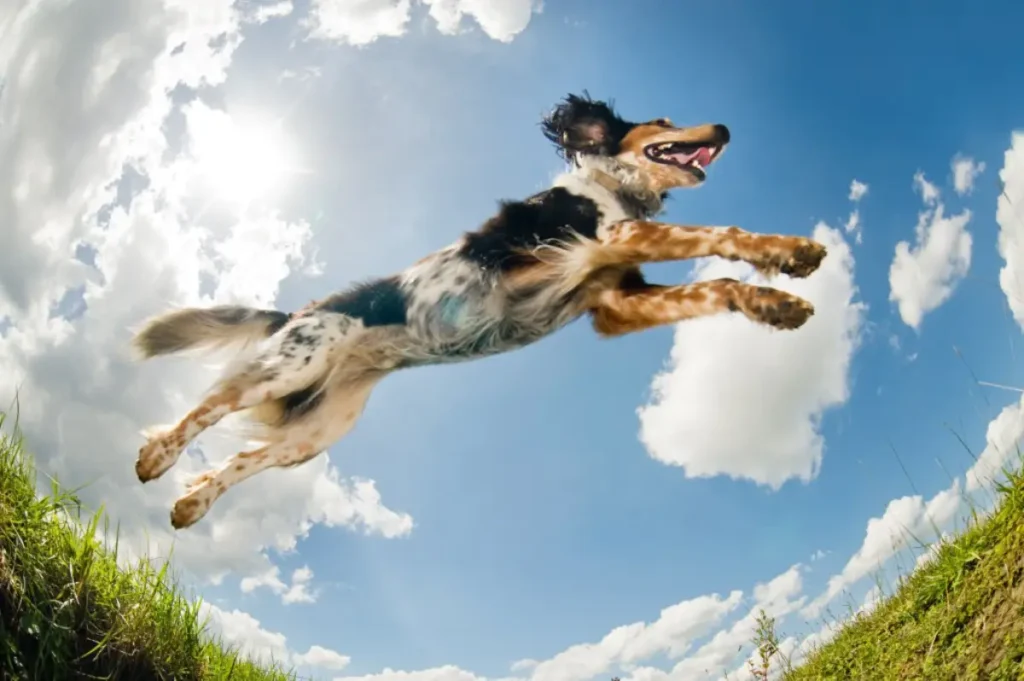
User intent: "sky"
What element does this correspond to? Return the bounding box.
[3,0,1024,679]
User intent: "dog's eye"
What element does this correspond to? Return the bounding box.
[652,118,673,128]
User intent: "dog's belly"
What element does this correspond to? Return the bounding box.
[393,245,586,368]
[397,287,583,368]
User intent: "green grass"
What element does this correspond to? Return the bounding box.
[0,411,296,680]
[747,466,1024,681]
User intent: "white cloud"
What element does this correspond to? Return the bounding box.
[802,480,964,618]
[338,569,805,681]
[201,602,350,672]
[201,602,293,666]
[0,0,412,590]
[334,590,745,681]
[848,179,868,202]
[421,0,540,42]
[725,633,805,681]
[841,179,867,244]
[241,564,319,604]
[888,171,972,330]
[526,589,744,681]
[510,659,538,673]
[305,0,540,45]
[306,0,412,45]
[296,644,353,671]
[786,620,841,671]
[996,131,1024,330]
[915,534,948,570]
[964,393,1024,493]
[638,223,866,489]
[243,0,294,24]
[857,584,882,616]
[286,566,316,603]
[952,155,985,196]
[660,566,805,680]
[915,171,941,205]
[334,666,487,681]
[843,210,863,244]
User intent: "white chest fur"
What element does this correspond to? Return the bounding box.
[551,168,630,240]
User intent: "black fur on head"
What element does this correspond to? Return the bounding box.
[541,91,637,163]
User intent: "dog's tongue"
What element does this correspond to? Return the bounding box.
[667,146,713,167]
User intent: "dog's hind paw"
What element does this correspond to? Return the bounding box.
[170,477,219,530]
[136,427,182,483]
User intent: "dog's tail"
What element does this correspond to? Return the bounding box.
[131,306,289,359]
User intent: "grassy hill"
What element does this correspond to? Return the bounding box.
[784,474,1024,680]
[3,409,1024,680]
[0,412,294,680]
[760,468,1024,680]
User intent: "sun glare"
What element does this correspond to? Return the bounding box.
[188,105,299,208]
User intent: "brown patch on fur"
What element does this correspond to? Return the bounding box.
[238,448,268,463]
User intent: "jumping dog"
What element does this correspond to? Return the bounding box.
[131,93,827,529]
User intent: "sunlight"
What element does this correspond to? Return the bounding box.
[186,103,299,208]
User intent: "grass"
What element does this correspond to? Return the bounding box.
[0,411,296,680]
[745,465,1024,680]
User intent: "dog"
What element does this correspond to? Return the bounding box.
[131,93,827,529]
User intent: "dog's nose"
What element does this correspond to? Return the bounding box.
[713,124,731,144]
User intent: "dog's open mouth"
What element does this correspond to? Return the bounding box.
[644,142,722,178]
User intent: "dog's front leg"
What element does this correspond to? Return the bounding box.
[589,279,814,337]
[598,221,827,278]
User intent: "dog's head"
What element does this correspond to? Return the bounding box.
[541,92,730,192]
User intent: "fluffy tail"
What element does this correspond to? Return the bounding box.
[131,306,290,359]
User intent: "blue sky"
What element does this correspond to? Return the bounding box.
[4,0,1024,679]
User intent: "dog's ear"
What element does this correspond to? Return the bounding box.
[541,92,633,162]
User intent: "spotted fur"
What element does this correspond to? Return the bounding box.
[132,92,829,529]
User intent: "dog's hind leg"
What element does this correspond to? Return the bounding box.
[136,313,361,483]
[168,376,379,529]
[169,441,311,529]
[598,221,827,278]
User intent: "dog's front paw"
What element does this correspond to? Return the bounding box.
[752,237,828,279]
[780,240,827,278]
[746,286,815,330]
